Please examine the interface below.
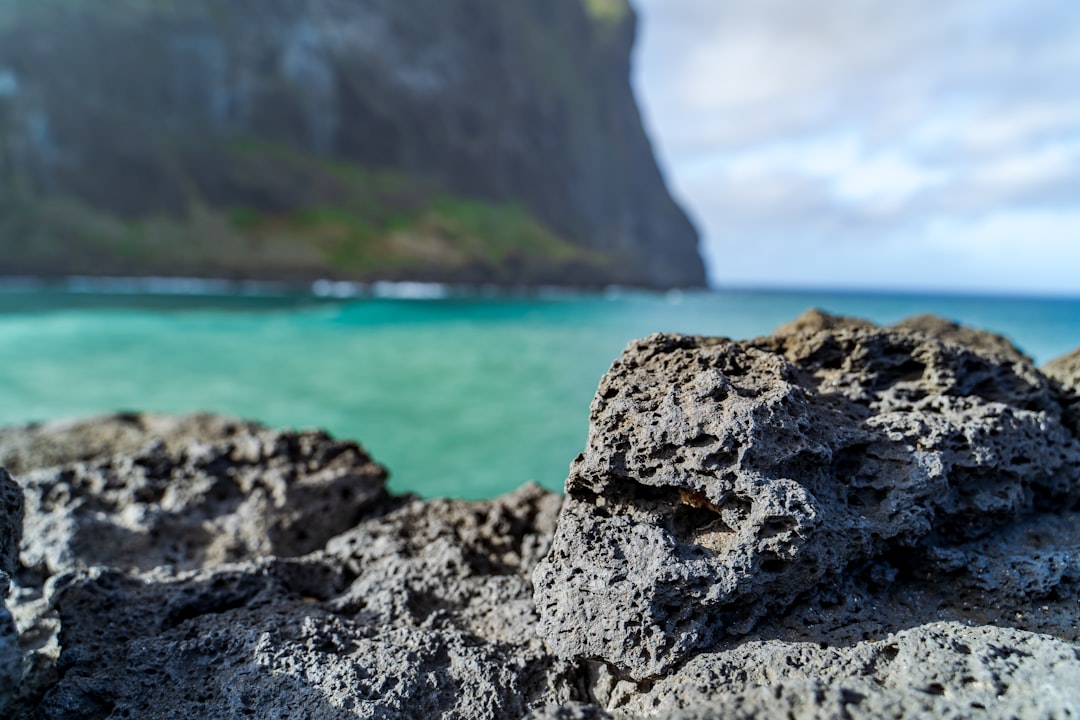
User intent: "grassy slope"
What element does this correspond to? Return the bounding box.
[0,141,610,283]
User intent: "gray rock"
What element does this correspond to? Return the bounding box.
[4,413,583,717]
[0,468,21,577]
[20,484,580,720]
[1,469,23,706]
[7,315,1080,718]
[15,415,388,576]
[608,622,1080,719]
[771,307,876,336]
[1044,348,1080,391]
[533,312,1080,679]
[1044,347,1080,435]
[0,412,265,477]
[893,313,1033,364]
[0,592,17,712]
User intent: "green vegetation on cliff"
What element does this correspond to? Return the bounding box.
[0,0,704,287]
[584,0,630,25]
[0,142,607,282]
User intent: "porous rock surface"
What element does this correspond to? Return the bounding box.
[15,415,388,577]
[2,311,1080,718]
[0,468,21,578]
[1,469,23,700]
[0,412,267,477]
[25,488,573,719]
[1045,347,1080,435]
[0,414,578,717]
[533,309,1080,680]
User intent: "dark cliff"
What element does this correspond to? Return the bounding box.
[0,0,705,288]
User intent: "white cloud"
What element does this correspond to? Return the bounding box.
[630,0,1080,295]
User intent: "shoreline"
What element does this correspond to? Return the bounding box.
[1,273,1080,304]
[2,310,1079,717]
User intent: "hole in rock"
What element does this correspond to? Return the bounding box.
[761,517,795,536]
[628,483,743,551]
[760,558,786,574]
[894,359,926,383]
[831,444,870,483]
[845,486,889,509]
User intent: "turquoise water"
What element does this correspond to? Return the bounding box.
[1,284,1078,499]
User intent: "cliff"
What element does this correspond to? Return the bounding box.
[0,0,705,288]
[2,313,1079,717]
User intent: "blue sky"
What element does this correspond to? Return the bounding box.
[630,0,1080,296]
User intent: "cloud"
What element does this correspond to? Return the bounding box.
[630,0,1080,294]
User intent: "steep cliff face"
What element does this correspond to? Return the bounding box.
[0,0,705,287]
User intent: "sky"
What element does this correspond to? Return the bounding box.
[630,0,1080,296]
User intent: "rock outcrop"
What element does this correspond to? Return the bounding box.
[1045,347,1080,435]
[17,418,389,577]
[533,310,1080,679]
[0,0,704,288]
[1,414,579,718]
[0,470,22,701]
[3,312,1080,718]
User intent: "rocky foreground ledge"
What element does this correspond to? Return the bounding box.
[1,310,1079,719]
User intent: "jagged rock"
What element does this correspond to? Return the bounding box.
[771,307,875,336]
[893,313,1033,364]
[0,469,23,706]
[1045,347,1080,435]
[18,485,579,719]
[533,311,1080,679]
[0,469,20,577]
[6,313,1080,718]
[2,413,584,718]
[0,412,265,477]
[13,415,388,576]
[1046,348,1080,391]
[2,414,394,715]
[607,622,1080,719]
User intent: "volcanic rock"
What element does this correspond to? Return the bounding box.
[605,622,1080,719]
[14,417,389,577]
[1046,347,1080,391]
[1,414,579,717]
[0,412,266,477]
[533,310,1080,679]
[0,469,20,578]
[1045,347,1080,435]
[26,487,573,719]
[4,312,1080,718]
[0,469,22,704]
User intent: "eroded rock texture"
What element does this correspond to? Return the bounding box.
[4,313,1080,718]
[604,622,1080,719]
[28,487,574,719]
[0,412,267,477]
[15,417,388,576]
[0,469,20,577]
[1045,346,1080,435]
[0,469,23,703]
[533,310,1080,679]
[0,414,580,718]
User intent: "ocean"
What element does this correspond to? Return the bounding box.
[1,280,1078,499]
